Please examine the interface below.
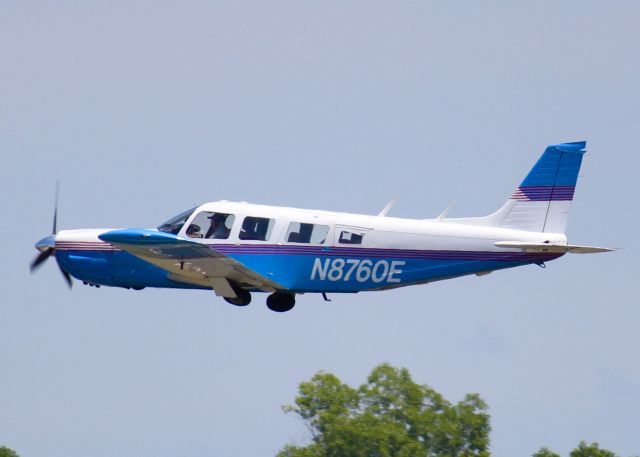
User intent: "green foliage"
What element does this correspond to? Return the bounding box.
[533,447,561,457]
[0,446,19,457]
[569,441,618,457]
[532,442,621,457]
[278,363,491,457]
[278,363,629,457]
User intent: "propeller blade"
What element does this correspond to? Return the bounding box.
[30,247,54,272]
[31,183,70,289]
[57,262,73,289]
[53,181,60,235]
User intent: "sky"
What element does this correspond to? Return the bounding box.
[1,1,639,456]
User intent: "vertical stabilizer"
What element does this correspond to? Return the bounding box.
[450,141,586,233]
[502,141,585,233]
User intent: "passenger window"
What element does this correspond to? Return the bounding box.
[286,222,329,244]
[239,216,274,241]
[339,230,363,245]
[186,212,235,239]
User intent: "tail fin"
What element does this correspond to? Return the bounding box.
[452,141,586,233]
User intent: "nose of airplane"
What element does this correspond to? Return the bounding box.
[30,233,73,288]
[35,234,56,252]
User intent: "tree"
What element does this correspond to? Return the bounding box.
[533,448,561,457]
[532,442,623,457]
[278,363,491,457]
[570,441,618,457]
[0,446,19,457]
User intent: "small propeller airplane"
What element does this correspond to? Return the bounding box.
[31,141,612,312]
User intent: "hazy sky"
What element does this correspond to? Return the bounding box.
[1,1,638,456]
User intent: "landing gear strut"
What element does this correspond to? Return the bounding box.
[224,286,252,306]
[266,292,296,312]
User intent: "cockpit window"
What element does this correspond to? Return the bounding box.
[157,207,197,235]
[286,222,329,244]
[239,216,274,241]
[338,230,363,245]
[186,212,235,239]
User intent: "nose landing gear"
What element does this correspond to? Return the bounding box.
[266,292,296,312]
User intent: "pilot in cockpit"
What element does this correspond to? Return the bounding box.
[186,224,202,238]
[205,213,231,239]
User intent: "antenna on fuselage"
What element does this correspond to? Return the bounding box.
[378,196,398,217]
[436,201,455,222]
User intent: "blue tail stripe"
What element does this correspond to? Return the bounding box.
[520,141,586,188]
[555,149,584,187]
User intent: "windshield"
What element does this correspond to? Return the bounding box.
[157,207,197,234]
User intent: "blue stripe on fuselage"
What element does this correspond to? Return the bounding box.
[219,247,562,292]
[55,250,207,289]
[55,244,563,293]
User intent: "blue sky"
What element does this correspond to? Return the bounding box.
[1,1,638,456]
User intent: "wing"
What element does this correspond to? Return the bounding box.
[99,229,284,297]
[494,241,614,254]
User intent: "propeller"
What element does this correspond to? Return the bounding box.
[30,245,54,272]
[30,182,72,288]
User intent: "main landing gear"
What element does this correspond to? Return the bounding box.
[223,286,252,306]
[266,292,296,313]
[222,287,296,312]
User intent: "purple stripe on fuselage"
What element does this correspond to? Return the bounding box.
[209,244,561,262]
[53,241,561,263]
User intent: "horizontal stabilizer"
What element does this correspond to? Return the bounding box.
[494,241,613,254]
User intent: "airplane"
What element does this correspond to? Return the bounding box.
[31,141,612,312]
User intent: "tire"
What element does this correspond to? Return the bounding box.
[224,287,252,306]
[266,292,295,312]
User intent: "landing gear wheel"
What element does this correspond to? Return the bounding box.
[266,292,296,312]
[224,287,252,306]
